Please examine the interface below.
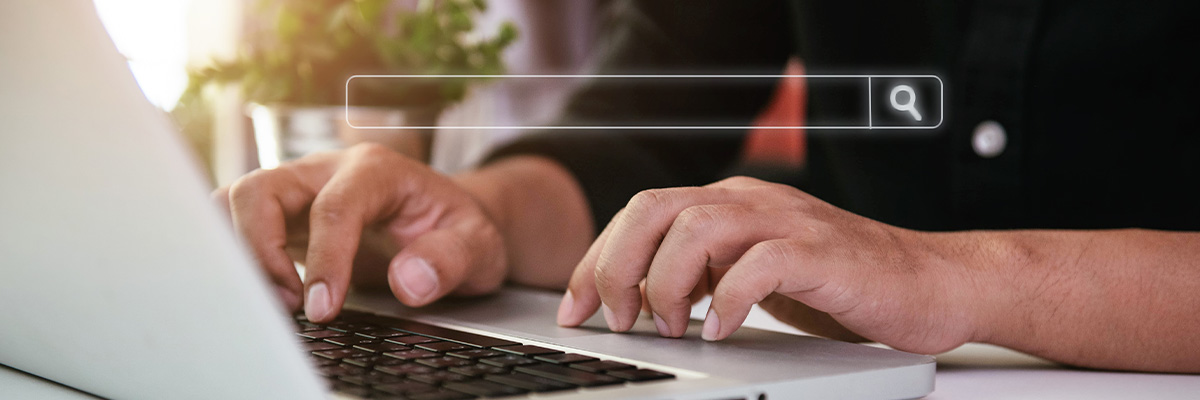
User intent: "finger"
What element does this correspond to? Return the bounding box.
[705,175,767,189]
[303,156,403,322]
[593,187,740,332]
[646,204,784,337]
[227,169,316,311]
[386,220,506,307]
[557,210,621,327]
[639,280,650,313]
[705,239,821,341]
[212,186,232,216]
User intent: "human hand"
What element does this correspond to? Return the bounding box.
[556,176,977,354]
[214,143,507,323]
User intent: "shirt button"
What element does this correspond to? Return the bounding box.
[972,120,1007,158]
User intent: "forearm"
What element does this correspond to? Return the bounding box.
[946,229,1200,372]
[454,156,594,290]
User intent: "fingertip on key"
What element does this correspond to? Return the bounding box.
[304,281,333,322]
[701,309,721,341]
[556,289,576,326]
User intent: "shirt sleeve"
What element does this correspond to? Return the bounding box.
[484,0,793,233]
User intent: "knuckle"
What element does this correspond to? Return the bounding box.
[626,189,670,216]
[309,193,351,223]
[721,176,758,186]
[228,170,275,206]
[744,239,798,266]
[625,187,691,226]
[349,142,392,158]
[591,257,616,289]
[672,205,724,239]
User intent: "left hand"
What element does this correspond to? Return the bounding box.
[556,176,977,354]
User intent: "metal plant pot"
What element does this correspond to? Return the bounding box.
[249,104,439,169]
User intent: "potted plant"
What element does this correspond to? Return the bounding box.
[180,0,516,168]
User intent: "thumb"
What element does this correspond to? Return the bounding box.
[387,226,505,307]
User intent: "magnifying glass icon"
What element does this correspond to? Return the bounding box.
[890,85,922,122]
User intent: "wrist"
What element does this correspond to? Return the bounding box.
[918,230,1028,347]
[944,231,1039,346]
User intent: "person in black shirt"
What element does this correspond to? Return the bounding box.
[217,0,1200,373]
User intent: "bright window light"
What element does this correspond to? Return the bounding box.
[93,0,192,111]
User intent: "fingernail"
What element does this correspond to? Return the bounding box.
[305,282,331,322]
[701,309,720,341]
[652,312,671,337]
[556,289,576,326]
[601,303,620,332]
[276,285,299,310]
[397,258,438,302]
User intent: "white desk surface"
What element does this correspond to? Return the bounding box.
[5,299,1198,399]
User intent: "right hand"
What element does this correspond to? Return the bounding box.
[213,143,508,322]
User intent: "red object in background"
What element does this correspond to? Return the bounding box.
[741,58,807,167]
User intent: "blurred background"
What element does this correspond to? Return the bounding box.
[93,0,805,188]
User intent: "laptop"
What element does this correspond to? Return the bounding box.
[0,2,935,399]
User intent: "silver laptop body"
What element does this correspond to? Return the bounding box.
[0,1,935,399]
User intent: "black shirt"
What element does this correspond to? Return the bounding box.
[487,0,1200,233]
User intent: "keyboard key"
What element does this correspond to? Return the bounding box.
[329,382,373,397]
[402,389,478,400]
[479,355,538,368]
[318,364,368,377]
[607,369,675,382]
[383,349,440,360]
[303,341,343,352]
[324,321,378,333]
[375,363,437,376]
[407,371,472,385]
[298,329,350,340]
[339,370,405,386]
[366,318,520,348]
[325,336,380,347]
[534,353,597,365]
[373,381,438,395]
[447,364,508,377]
[494,345,562,356]
[353,341,410,354]
[416,356,473,369]
[296,322,323,332]
[373,357,411,367]
[312,348,373,360]
[342,355,388,368]
[569,360,636,373]
[386,335,441,345]
[309,357,340,367]
[356,329,410,339]
[447,349,505,359]
[484,372,578,392]
[515,364,623,387]
[344,322,383,332]
[443,381,528,397]
[416,341,473,353]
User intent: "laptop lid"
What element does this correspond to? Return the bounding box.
[0,2,323,399]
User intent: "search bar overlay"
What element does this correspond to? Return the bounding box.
[345,75,942,130]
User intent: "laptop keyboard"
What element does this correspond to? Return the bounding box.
[294,310,675,399]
